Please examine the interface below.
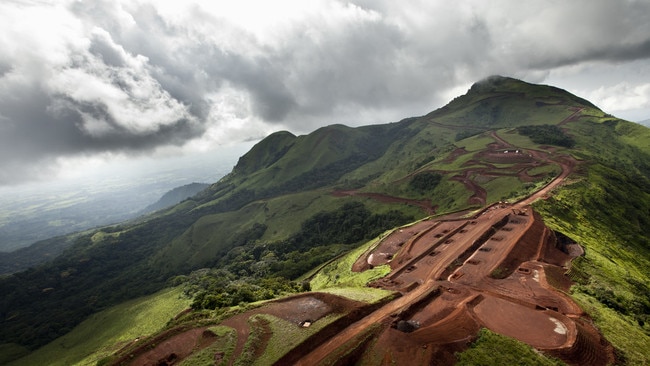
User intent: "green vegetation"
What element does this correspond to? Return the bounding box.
[0,200,409,353]
[432,76,595,130]
[8,287,190,366]
[143,182,210,213]
[455,130,484,141]
[163,202,410,312]
[409,171,443,192]
[204,201,411,282]
[526,164,560,177]
[252,314,303,365]
[252,313,343,365]
[179,326,237,366]
[316,287,394,304]
[310,230,397,290]
[494,128,541,150]
[518,124,576,147]
[454,133,494,152]
[0,232,91,275]
[0,211,196,351]
[456,328,565,365]
[234,315,269,366]
[570,293,650,365]
[534,164,650,365]
[568,119,650,181]
[0,344,29,365]
[286,202,412,252]
[528,114,650,365]
[482,175,525,203]
[178,269,304,310]
[319,322,382,366]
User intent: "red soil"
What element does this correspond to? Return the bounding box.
[472,296,572,348]
[124,327,211,366]
[351,219,434,272]
[451,170,487,206]
[112,292,366,366]
[442,147,469,163]
[293,204,612,365]
[220,292,367,365]
[559,107,585,126]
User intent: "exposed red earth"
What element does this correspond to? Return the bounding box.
[111,114,613,365]
[298,192,612,365]
[559,107,585,126]
[117,292,370,366]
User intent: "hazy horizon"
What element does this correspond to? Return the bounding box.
[0,140,254,252]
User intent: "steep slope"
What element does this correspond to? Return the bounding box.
[230,130,297,176]
[2,76,649,365]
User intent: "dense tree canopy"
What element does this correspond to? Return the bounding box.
[517,125,575,147]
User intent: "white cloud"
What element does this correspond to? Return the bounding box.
[48,56,195,136]
[1,0,650,184]
[589,82,650,113]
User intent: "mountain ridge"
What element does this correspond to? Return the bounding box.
[141,182,210,214]
[2,75,649,365]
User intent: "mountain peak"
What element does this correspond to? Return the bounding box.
[232,130,297,176]
[436,75,600,119]
[468,75,522,92]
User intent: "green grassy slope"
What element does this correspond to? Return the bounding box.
[456,328,565,366]
[7,287,190,366]
[533,163,650,365]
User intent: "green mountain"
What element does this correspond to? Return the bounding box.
[141,182,211,214]
[1,76,649,365]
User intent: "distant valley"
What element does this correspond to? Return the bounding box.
[0,144,252,254]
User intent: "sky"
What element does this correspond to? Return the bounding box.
[1,0,650,187]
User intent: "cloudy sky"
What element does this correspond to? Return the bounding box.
[1,0,650,186]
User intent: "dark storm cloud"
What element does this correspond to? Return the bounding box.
[200,47,297,122]
[592,38,650,63]
[0,82,204,184]
[1,0,650,184]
